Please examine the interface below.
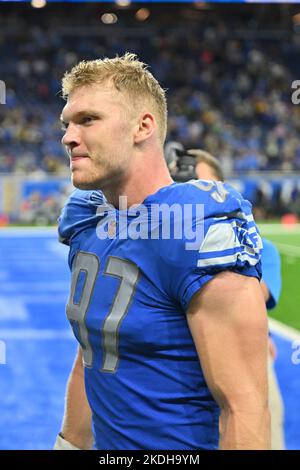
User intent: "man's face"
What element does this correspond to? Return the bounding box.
[61,84,136,190]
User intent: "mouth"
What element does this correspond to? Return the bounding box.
[71,155,89,162]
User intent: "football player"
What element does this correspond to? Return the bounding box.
[55,54,270,450]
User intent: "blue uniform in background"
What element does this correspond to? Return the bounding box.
[261,239,284,450]
[261,238,282,310]
[58,181,262,450]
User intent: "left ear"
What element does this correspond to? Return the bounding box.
[133,112,156,144]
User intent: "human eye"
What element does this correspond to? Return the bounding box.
[81,116,94,125]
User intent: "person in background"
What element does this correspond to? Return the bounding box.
[189,148,285,450]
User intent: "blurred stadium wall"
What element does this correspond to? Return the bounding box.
[0,174,299,225]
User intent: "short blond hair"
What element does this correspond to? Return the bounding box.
[61,53,168,144]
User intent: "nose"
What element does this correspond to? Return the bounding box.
[61,123,81,151]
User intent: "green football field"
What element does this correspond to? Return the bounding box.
[259,223,300,332]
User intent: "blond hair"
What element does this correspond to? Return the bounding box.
[62,53,168,144]
[188,149,224,181]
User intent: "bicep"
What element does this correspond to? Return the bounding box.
[187,271,269,411]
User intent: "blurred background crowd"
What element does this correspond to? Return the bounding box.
[0,2,300,223]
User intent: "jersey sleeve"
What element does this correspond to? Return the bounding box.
[160,181,263,312]
[261,238,282,310]
[58,189,105,246]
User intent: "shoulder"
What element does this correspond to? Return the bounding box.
[154,181,263,311]
[159,180,252,216]
[58,189,105,246]
[159,180,258,245]
[157,180,262,271]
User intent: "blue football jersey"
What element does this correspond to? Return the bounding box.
[58,181,262,450]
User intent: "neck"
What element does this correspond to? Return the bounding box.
[102,149,174,208]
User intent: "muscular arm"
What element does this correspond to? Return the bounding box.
[60,346,94,450]
[187,272,271,450]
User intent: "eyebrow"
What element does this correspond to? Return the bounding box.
[60,110,102,124]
